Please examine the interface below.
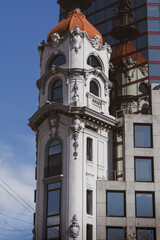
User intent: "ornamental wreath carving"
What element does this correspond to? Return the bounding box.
[69,215,80,239]
[70,116,82,159]
[70,26,84,53]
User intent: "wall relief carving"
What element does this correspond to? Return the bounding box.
[69,214,80,239]
[70,26,84,53]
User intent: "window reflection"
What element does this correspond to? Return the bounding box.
[47,182,61,240]
[107,192,125,216]
[148,6,160,18]
[134,124,152,148]
[107,228,125,240]
[52,80,63,103]
[47,139,62,177]
[149,49,160,61]
[136,192,154,217]
[149,34,160,46]
[135,158,153,182]
[148,20,160,32]
[137,228,155,240]
[150,64,160,77]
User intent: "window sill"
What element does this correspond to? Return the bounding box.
[43,174,63,184]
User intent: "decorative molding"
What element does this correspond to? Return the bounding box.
[48,113,59,137]
[50,32,61,44]
[70,26,84,53]
[69,215,80,239]
[70,116,82,159]
[72,79,79,102]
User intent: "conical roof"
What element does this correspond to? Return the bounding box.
[47,9,103,44]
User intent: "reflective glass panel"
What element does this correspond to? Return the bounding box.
[147,0,160,2]
[134,124,152,148]
[48,182,60,191]
[150,64,160,77]
[136,193,154,217]
[47,216,60,227]
[52,80,63,103]
[149,34,160,46]
[107,228,125,240]
[137,229,155,240]
[148,20,160,32]
[48,190,60,216]
[149,49,160,61]
[107,192,125,216]
[47,226,59,240]
[49,140,61,156]
[148,6,160,18]
[135,158,153,182]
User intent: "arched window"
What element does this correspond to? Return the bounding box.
[52,80,63,103]
[48,54,66,69]
[87,55,102,70]
[90,80,99,97]
[139,82,149,94]
[47,139,62,177]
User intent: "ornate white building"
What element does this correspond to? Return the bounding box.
[29,1,160,239]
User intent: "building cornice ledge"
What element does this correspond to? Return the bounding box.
[28,102,118,131]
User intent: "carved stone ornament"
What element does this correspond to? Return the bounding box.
[72,79,79,102]
[50,32,60,44]
[90,34,112,53]
[70,116,82,159]
[123,56,138,81]
[70,26,84,53]
[69,215,80,239]
[48,114,59,137]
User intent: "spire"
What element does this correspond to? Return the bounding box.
[57,0,94,11]
[111,0,140,41]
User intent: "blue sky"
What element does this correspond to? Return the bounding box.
[0,1,59,239]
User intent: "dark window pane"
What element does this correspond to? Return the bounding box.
[48,190,60,216]
[87,55,102,69]
[107,228,125,240]
[90,81,99,97]
[134,125,152,148]
[135,158,153,182]
[47,216,60,227]
[52,80,63,103]
[87,190,93,215]
[137,228,155,240]
[87,224,93,240]
[136,193,154,217]
[139,83,148,94]
[87,138,92,161]
[49,140,61,156]
[49,55,66,68]
[47,226,59,240]
[107,192,125,216]
[48,182,60,190]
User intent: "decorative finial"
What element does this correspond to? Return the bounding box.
[57,0,94,11]
[111,0,140,41]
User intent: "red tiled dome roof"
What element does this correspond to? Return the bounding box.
[47,9,103,44]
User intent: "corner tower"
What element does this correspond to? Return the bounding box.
[29,1,117,239]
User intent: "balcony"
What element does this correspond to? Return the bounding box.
[86,92,106,113]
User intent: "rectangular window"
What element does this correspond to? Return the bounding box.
[134,124,152,148]
[149,34,160,46]
[47,182,61,240]
[135,157,153,182]
[87,224,93,240]
[87,190,93,215]
[107,191,125,217]
[87,138,93,161]
[149,49,160,61]
[148,20,160,32]
[137,228,155,240]
[150,64,160,77]
[148,6,160,18]
[107,227,125,240]
[136,192,154,218]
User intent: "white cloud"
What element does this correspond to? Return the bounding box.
[0,143,35,239]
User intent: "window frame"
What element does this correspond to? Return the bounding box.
[86,137,93,161]
[136,227,155,240]
[106,191,126,217]
[134,157,154,182]
[135,192,155,218]
[134,123,153,148]
[46,181,61,240]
